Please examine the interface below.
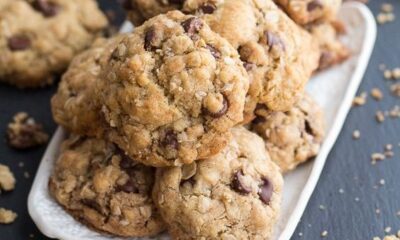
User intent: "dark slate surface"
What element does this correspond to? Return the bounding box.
[0,1,398,239]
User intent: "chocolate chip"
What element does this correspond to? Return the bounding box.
[200,3,216,14]
[232,170,252,194]
[205,96,229,118]
[258,178,273,205]
[121,0,134,10]
[144,27,156,51]
[169,0,185,4]
[305,120,314,135]
[307,0,323,11]
[182,17,203,39]
[252,115,266,124]
[265,31,286,51]
[206,44,221,59]
[318,51,334,70]
[116,148,134,169]
[81,199,103,213]
[32,0,60,17]
[8,35,31,51]
[118,179,139,193]
[243,61,254,71]
[161,130,179,149]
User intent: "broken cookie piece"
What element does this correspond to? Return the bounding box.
[0,208,17,224]
[0,164,15,192]
[7,112,49,149]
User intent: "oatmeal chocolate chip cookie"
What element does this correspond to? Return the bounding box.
[153,127,283,240]
[306,21,350,70]
[7,112,49,149]
[274,0,342,25]
[51,36,125,137]
[125,0,320,122]
[96,11,249,167]
[0,0,108,88]
[251,94,325,173]
[49,136,165,237]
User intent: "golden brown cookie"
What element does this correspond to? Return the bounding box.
[124,0,320,122]
[0,0,108,88]
[49,135,166,237]
[153,127,283,239]
[274,0,342,25]
[95,11,249,167]
[251,94,325,172]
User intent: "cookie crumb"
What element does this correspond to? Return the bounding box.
[391,83,400,97]
[352,130,361,139]
[376,111,385,123]
[376,208,381,215]
[381,3,394,13]
[298,232,303,237]
[355,197,360,202]
[379,179,386,185]
[373,237,381,240]
[339,188,344,194]
[371,88,383,101]
[393,68,400,79]
[18,162,24,168]
[0,208,17,224]
[384,70,393,79]
[319,205,326,210]
[353,92,367,106]
[321,230,328,237]
[371,153,386,163]
[24,172,30,179]
[0,164,16,192]
[7,112,49,149]
[385,227,392,234]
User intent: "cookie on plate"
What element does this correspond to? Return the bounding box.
[124,0,320,122]
[95,11,249,167]
[306,21,350,70]
[153,127,283,239]
[0,0,108,88]
[274,0,342,25]
[251,94,325,173]
[51,36,124,137]
[49,135,166,237]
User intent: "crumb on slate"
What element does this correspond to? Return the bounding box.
[353,130,361,139]
[371,88,383,101]
[0,208,17,224]
[376,111,385,123]
[353,92,367,106]
[7,112,49,150]
[321,230,328,237]
[0,164,16,192]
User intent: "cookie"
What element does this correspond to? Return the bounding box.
[251,94,325,173]
[95,11,249,167]
[124,0,320,122]
[153,127,283,240]
[306,21,350,70]
[51,36,124,137]
[274,0,342,25]
[49,135,166,237]
[0,0,108,88]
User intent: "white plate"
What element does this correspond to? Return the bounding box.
[28,3,376,240]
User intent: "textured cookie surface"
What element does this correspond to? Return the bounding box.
[306,21,350,70]
[274,0,342,25]
[125,0,320,122]
[51,36,124,137]
[0,0,108,88]
[96,11,249,167]
[251,94,325,173]
[49,136,165,237]
[153,127,283,240]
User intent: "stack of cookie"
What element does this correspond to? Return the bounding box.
[49,0,346,238]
